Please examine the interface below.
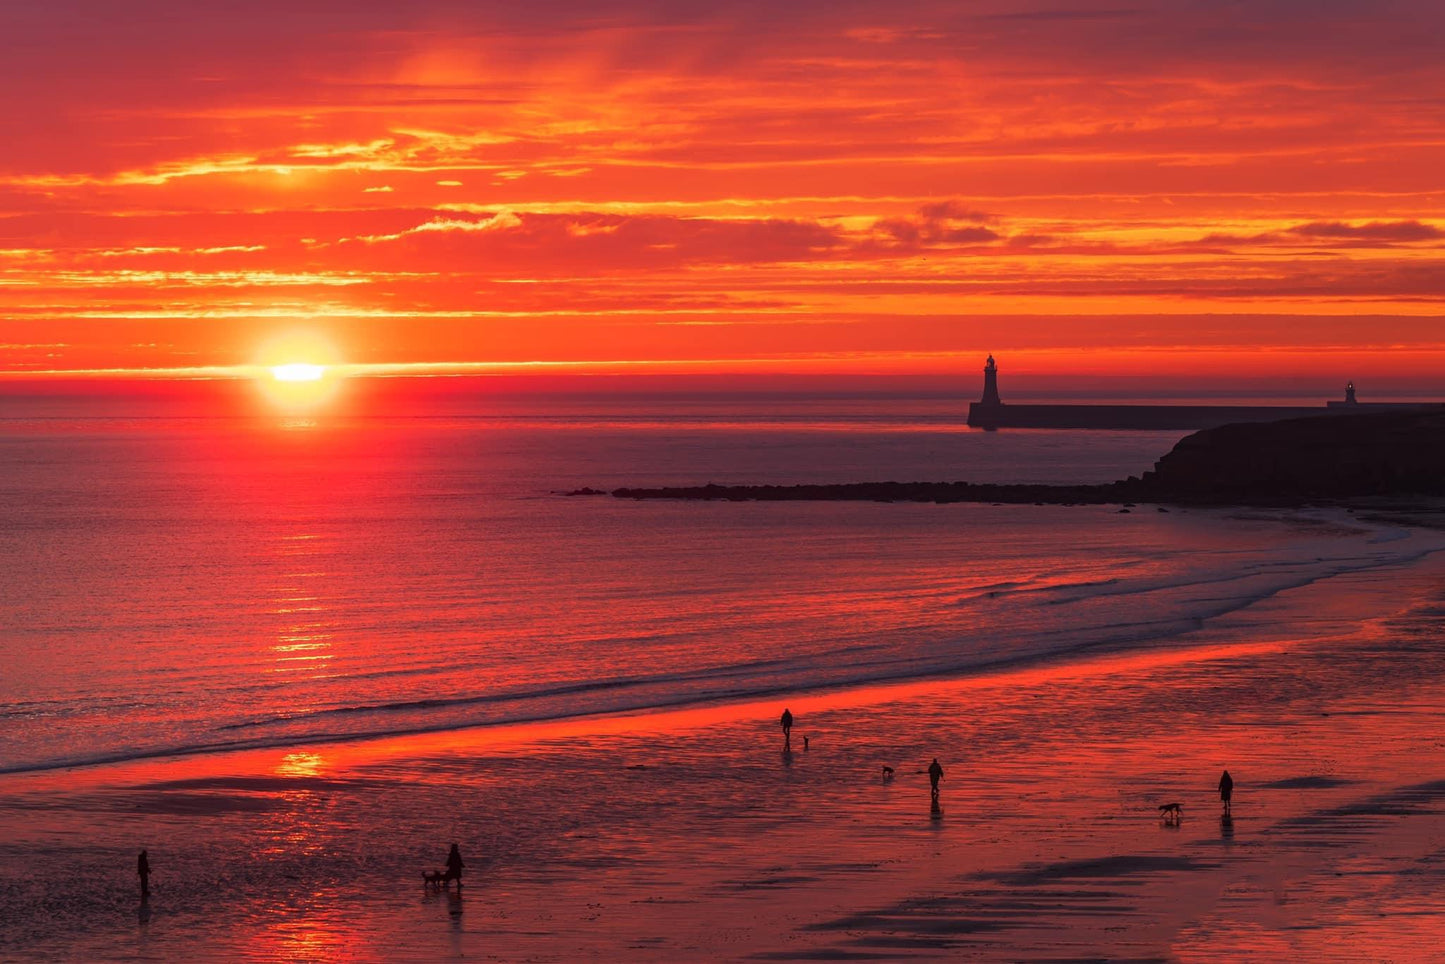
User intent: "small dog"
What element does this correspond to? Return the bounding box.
[881,766,895,780]
[423,870,449,889]
[1158,802,1183,821]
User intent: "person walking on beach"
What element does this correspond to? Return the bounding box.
[928,758,944,798]
[444,843,464,887]
[780,708,794,749]
[1219,769,1234,816]
[137,849,150,898]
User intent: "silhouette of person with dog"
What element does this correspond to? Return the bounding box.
[1219,769,1234,816]
[928,758,943,798]
[445,843,464,887]
[780,708,794,749]
[137,849,150,898]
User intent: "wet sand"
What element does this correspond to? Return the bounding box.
[3,553,1445,960]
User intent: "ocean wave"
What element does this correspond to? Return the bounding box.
[6,524,1440,778]
[6,502,1443,779]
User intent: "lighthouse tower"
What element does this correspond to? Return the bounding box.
[980,354,1002,406]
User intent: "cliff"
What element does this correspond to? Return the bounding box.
[599,410,1445,507]
[1139,409,1445,502]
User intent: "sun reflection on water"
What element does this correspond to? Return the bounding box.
[267,530,338,682]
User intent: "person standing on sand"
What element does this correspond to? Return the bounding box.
[137,849,150,898]
[928,758,943,796]
[780,708,794,749]
[445,844,464,886]
[1219,769,1234,816]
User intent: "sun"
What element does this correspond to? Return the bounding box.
[271,362,327,382]
[255,332,344,411]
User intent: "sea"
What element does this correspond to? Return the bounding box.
[2,380,1436,776]
[5,379,1445,959]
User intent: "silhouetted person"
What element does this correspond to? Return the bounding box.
[780,708,793,749]
[137,849,150,898]
[803,735,809,752]
[1219,769,1234,816]
[928,758,943,797]
[444,843,464,887]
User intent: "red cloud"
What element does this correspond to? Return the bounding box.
[1288,220,1443,242]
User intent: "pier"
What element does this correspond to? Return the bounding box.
[966,356,1437,429]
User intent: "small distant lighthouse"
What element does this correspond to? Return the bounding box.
[1345,380,1357,404]
[980,354,1002,406]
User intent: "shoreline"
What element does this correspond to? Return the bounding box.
[0,633,1349,795]
[4,549,1445,959]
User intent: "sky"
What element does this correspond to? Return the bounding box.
[2,0,1443,387]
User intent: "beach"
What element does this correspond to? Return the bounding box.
[4,543,1444,960]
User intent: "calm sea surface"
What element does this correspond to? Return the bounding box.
[1,384,1434,774]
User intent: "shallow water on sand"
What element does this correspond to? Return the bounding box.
[2,553,1444,960]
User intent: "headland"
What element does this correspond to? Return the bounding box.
[602,408,1445,508]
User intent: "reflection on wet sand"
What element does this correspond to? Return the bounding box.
[262,904,353,962]
[2,559,1445,960]
[276,752,326,780]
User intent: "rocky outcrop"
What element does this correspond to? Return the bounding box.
[606,480,1141,504]
[597,409,1445,507]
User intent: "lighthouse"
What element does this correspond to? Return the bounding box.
[980,354,1002,406]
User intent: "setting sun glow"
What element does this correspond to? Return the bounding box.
[4,1,1445,388]
[257,334,343,411]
